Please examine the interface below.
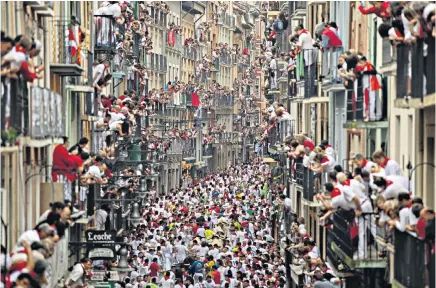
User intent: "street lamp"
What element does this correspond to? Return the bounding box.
[128,201,141,227]
[407,161,436,192]
[112,246,134,278]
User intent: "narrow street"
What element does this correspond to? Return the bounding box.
[1,1,435,288]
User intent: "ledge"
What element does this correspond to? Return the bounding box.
[331,241,387,269]
[378,62,396,76]
[394,93,435,109]
[343,120,389,129]
[321,83,345,93]
[302,96,329,104]
[50,63,84,77]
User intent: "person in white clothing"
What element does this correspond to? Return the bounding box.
[372,150,402,176]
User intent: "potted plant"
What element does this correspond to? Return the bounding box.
[1,127,17,146]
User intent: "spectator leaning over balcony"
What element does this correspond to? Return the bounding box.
[69,137,89,155]
[372,175,410,200]
[387,193,414,232]
[52,137,76,200]
[294,24,316,66]
[320,22,343,51]
[358,1,391,19]
[337,172,376,259]
[3,36,43,81]
[371,150,402,176]
[93,60,109,92]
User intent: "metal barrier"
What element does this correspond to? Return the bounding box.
[299,49,318,98]
[94,15,117,49]
[320,49,343,84]
[393,230,427,288]
[327,211,382,267]
[396,44,409,99]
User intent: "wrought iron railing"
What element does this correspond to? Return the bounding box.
[320,49,343,85]
[296,49,318,98]
[212,95,234,107]
[346,76,386,122]
[393,230,427,288]
[293,157,304,186]
[150,7,167,27]
[327,211,385,268]
[396,44,409,99]
[382,38,396,66]
[219,49,232,66]
[202,145,213,157]
[183,46,198,61]
[94,15,117,50]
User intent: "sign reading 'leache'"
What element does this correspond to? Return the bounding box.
[85,230,116,260]
[86,231,115,243]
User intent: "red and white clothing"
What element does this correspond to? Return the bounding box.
[359,158,376,173]
[380,157,402,176]
[382,175,410,199]
[330,186,356,211]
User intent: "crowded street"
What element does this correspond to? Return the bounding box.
[1,1,435,288]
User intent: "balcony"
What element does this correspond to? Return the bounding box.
[212,95,234,113]
[290,1,307,19]
[182,139,196,163]
[24,1,54,17]
[165,31,182,53]
[343,76,388,129]
[302,168,323,206]
[327,211,387,269]
[319,49,344,92]
[292,157,304,186]
[194,69,210,84]
[219,49,232,67]
[182,1,206,15]
[183,46,199,61]
[50,20,84,76]
[93,15,117,54]
[148,53,167,74]
[297,49,318,99]
[395,38,436,109]
[392,230,430,288]
[149,7,167,28]
[1,78,64,143]
[202,145,213,159]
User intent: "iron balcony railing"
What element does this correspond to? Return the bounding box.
[393,230,428,288]
[268,1,280,11]
[302,169,325,202]
[220,49,232,66]
[212,95,234,108]
[397,39,436,100]
[327,211,386,268]
[296,49,319,98]
[1,78,65,140]
[212,57,220,70]
[293,157,304,186]
[202,145,213,157]
[51,20,84,66]
[94,15,117,50]
[183,46,199,61]
[149,6,167,27]
[320,49,343,85]
[346,76,387,122]
[382,38,396,66]
[182,139,196,159]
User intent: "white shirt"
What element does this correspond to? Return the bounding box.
[87,165,102,179]
[383,159,402,177]
[93,64,106,86]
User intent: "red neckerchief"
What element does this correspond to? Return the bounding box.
[331,187,341,198]
[386,180,393,187]
[381,157,390,168]
[361,159,368,168]
[342,179,351,186]
[407,202,412,208]
[301,29,308,34]
[15,45,26,54]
